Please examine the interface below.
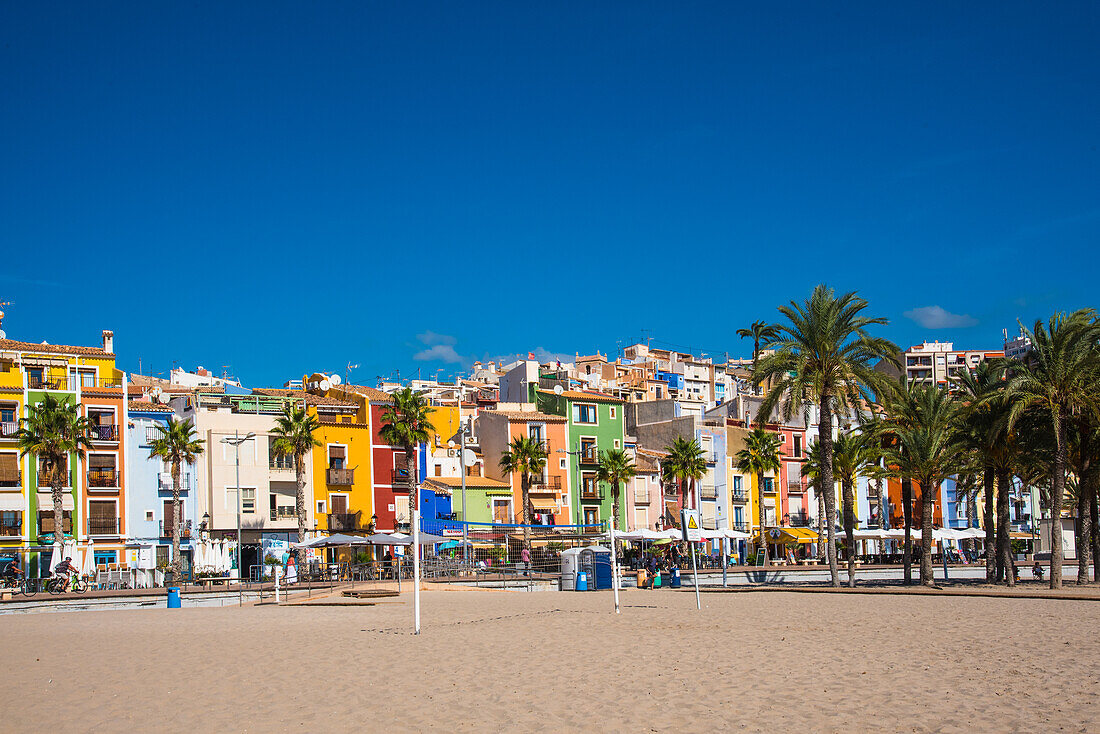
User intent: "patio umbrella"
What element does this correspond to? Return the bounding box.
[193,541,206,573]
[80,539,96,577]
[722,528,751,540]
[221,539,232,573]
[365,533,412,546]
[48,542,62,575]
[64,539,81,575]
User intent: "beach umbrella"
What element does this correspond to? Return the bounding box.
[80,538,96,577]
[64,539,81,575]
[193,541,206,573]
[221,539,231,573]
[722,528,751,540]
[48,542,62,575]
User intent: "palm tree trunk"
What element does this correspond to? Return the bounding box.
[295,453,307,556]
[816,485,826,561]
[521,473,531,552]
[757,470,767,566]
[171,462,183,579]
[406,447,417,531]
[919,479,934,586]
[51,461,64,557]
[843,477,856,587]
[1050,412,1067,589]
[982,466,995,583]
[996,469,1014,587]
[611,482,621,559]
[1090,472,1100,584]
[818,398,839,587]
[1076,424,1092,585]
[963,478,975,556]
[902,477,913,585]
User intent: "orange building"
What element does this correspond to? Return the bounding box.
[477,409,571,525]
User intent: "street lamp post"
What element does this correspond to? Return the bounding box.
[220,430,255,607]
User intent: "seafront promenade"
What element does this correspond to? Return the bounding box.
[3,587,1098,732]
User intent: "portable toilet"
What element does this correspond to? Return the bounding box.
[560,547,583,591]
[579,546,613,590]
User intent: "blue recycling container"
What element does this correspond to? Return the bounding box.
[167,587,181,608]
[670,568,681,588]
[575,571,588,591]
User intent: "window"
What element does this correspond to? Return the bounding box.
[0,511,21,536]
[656,387,663,399]
[242,488,255,513]
[609,407,617,419]
[733,476,742,492]
[0,453,18,487]
[613,439,620,449]
[573,404,597,424]
[94,550,117,567]
[0,405,14,423]
[328,445,346,469]
[269,438,293,470]
[793,435,802,458]
[78,370,96,388]
[434,464,442,477]
[529,425,543,443]
[156,546,169,568]
[38,510,72,535]
[559,458,567,469]
[145,510,154,521]
[763,477,774,494]
[317,500,326,514]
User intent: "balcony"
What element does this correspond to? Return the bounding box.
[729,522,749,532]
[28,374,69,391]
[730,489,747,502]
[634,491,650,505]
[0,515,22,537]
[788,513,810,527]
[80,376,124,389]
[579,446,600,464]
[269,458,295,472]
[270,506,298,522]
[787,481,804,494]
[327,511,362,532]
[87,468,119,488]
[157,473,191,492]
[762,482,777,495]
[327,468,354,486]
[0,421,18,438]
[87,516,120,536]
[89,424,119,441]
[530,476,564,494]
[160,520,192,539]
[700,485,718,500]
[580,487,604,502]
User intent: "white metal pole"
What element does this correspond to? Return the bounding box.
[610,514,620,614]
[413,503,421,634]
[460,423,468,564]
[235,430,242,608]
[690,541,701,610]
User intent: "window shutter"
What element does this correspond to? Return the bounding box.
[329,446,346,459]
[89,455,115,468]
[0,454,18,482]
[572,405,580,423]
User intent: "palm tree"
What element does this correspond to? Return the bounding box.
[881,385,964,586]
[499,436,548,552]
[953,361,1006,583]
[149,417,205,579]
[833,431,878,587]
[875,379,927,585]
[597,449,638,552]
[756,284,896,586]
[17,394,93,554]
[270,404,321,552]
[1004,309,1100,589]
[735,426,782,565]
[737,320,780,388]
[665,436,707,516]
[380,388,435,532]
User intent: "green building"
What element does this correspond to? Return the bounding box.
[535,389,626,530]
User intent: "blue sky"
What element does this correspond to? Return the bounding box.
[1,3,1097,385]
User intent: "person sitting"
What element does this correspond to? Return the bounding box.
[1033,562,1044,582]
[2,559,23,585]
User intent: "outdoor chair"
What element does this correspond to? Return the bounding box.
[95,570,109,589]
[107,569,122,589]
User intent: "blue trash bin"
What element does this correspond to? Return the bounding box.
[670,568,681,588]
[575,572,588,591]
[167,587,181,608]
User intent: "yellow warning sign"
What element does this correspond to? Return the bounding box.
[687,514,699,530]
[681,509,702,541]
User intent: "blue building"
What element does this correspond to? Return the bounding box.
[124,401,200,574]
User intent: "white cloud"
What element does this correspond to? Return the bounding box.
[417,331,457,346]
[903,306,978,329]
[413,344,464,363]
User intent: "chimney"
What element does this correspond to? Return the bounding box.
[101,330,114,354]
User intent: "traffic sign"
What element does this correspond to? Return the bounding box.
[681,509,702,542]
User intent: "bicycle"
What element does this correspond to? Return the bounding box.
[45,575,86,594]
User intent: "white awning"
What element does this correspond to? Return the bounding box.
[36,491,75,510]
[0,493,26,511]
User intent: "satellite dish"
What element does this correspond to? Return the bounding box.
[447,440,456,449]
[329,374,342,386]
[319,379,331,391]
[0,329,6,340]
[462,448,477,467]
[553,384,564,395]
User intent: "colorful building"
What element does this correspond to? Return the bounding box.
[535,389,626,529]
[0,331,128,574]
[479,408,571,525]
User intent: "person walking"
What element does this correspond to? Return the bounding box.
[521,547,531,577]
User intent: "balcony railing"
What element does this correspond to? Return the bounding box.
[762,482,777,495]
[0,517,22,536]
[28,374,69,391]
[160,520,192,539]
[157,472,191,491]
[700,485,718,499]
[730,490,747,502]
[87,468,119,487]
[80,376,124,389]
[579,446,600,463]
[269,458,295,472]
[787,481,804,494]
[530,476,564,493]
[89,424,119,441]
[788,513,810,527]
[580,487,604,501]
[634,491,650,505]
[270,506,298,521]
[327,468,354,485]
[327,511,362,532]
[87,516,120,535]
[1,421,18,437]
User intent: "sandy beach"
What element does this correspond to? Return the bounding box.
[4,587,1099,733]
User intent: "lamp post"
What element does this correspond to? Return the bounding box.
[220,430,255,606]
[448,419,471,563]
